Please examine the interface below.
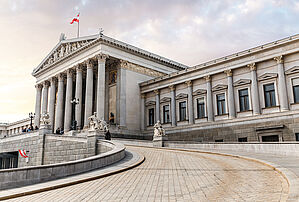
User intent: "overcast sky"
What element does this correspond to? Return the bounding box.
[0,0,299,123]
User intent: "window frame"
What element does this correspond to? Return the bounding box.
[263,83,276,108]
[148,108,155,126]
[238,88,250,112]
[179,101,187,121]
[162,104,170,124]
[216,93,226,115]
[196,97,206,119]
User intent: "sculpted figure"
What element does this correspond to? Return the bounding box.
[154,120,165,137]
[99,118,108,132]
[88,113,99,131]
[59,45,65,57]
[41,113,50,125]
[53,51,58,61]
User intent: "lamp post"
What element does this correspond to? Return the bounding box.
[70,98,79,130]
[29,112,35,130]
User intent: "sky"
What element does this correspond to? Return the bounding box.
[0,0,299,123]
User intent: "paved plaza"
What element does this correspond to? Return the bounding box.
[4,146,289,202]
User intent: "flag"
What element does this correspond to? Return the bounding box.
[19,149,29,158]
[70,13,80,24]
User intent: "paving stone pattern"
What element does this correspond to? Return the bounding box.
[6,146,289,202]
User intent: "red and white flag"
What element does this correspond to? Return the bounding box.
[70,13,80,24]
[19,150,29,158]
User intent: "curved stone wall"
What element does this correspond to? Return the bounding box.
[0,141,125,190]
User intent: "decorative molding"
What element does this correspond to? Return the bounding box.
[35,84,43,89]
[66,69,74,77]
[119,60,165,77]
[175,93,188,100]
[185,80,192,87]
[274,55,283,64]
[247,63,256,71]
[233,79,251,87]
[224,69,233,77]
[154,89,160,95]
[57,73,65,81]
[285,66,299,75]
[192,89,207,96]
[169,85,176,91]
[160,97,171,103]
[258,73,278,81]
[85,59,94,68]
[212,84,228,92]
[145,101,156,107]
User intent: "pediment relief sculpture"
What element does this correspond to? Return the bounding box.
[233,79,251,87]
[258,73,278,81]
[175,93,188,100]
[145,101,156,107]
[212,84,228,92]
[192,89,207,96]
[160,97,171,103]
[285,66,299,75]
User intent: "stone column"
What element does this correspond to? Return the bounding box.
[224,69,236,118]
[169,85,177,126]
[55,73,65,131]
[49,77,56,131]
[205,75,214,121]
[140,94,145,130]
[274,56,289,111]
[41,81,49,115]
[119,60,127,127]
[186,81,194,124]
[154,90,160,122]
[84,59,94,127]
[64,69,73,132]
[247,63,260,115]
[96,54,109,120]
[75,65,83,129]
[34,84,42,128]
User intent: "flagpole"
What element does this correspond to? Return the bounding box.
[77,21,79,38]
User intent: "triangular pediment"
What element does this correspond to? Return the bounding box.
[33,35,98,75]
[258,73,278,81]
[233,79,251,87]
[160,97,171,103]
[175,93,188,99]
[212,84,227,92]
[193,89,207,95]
[145,101,156,106]
[285,66,299,75]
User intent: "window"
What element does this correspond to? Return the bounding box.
[292,78,299,103]
[238,137,248,142]
[148,108,155,126]
[264,83,276,108]
[179,101,187,121]
[215,139,223,142]
[296,133,299,141]
[217,94,226,115]
[261,135,279,142]
[239,89,249,112]
[197,98,205,118]
[163,105,170,124]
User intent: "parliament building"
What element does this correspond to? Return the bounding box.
[2,33,299,142]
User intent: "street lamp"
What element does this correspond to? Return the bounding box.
[29,112,35,130]
[70,98,79,130]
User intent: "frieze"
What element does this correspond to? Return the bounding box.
[119,60,165,77]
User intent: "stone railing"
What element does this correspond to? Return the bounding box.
[0,141,125,190]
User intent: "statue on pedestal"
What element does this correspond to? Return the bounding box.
[40,113,50,125]
[153,120,165,137]
[88,112,109,132]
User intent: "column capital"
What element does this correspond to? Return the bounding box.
[224,69,233,77]
[50,77,57,84]
[35,83,43,89]
[75,64,83,72]
[154,89,160,95]
[96,53,109,63]
[141,93,146,99]
[85,59,94,68]
[274,55,283,64]
[57,73,65,81]
[204,75,211,82]
[247,63,256,71]
[65,69,74,78]
[185,80,192,87]
[43,80,50,87]
[169,85,176,91]
[119,59,128,68]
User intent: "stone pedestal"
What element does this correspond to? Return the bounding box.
[39,124,51,135]
[87,130,105,157]
[153,135,168,147]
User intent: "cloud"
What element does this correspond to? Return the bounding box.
[0,0,298,122]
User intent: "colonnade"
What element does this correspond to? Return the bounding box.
[141,55,289,129]
[34,54,109,132]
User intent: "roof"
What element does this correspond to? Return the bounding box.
[32,33,188,76]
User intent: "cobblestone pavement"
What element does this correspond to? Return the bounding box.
[6,146,289,202]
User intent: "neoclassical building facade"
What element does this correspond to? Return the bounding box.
[15,32,299,142]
